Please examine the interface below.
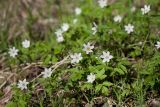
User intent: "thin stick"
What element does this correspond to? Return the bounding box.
[0,56,70,89]
[0,74,14,89]
[31,56,69,82]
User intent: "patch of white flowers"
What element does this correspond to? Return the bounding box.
[87,73,96,83]
[55,29,64,43]
[61,23,69,32]
[114,15,122,23]
[9,2,155,92]
[75,7,81,15]
[17,79,29,90]
[92,22,97,35]
[155,41,160,49]
[55,23,69,43]
[70,53,83,64]
[55,29,63,37]
[22,40,30,48]
[141,5,150,15]
[124,24,134,34]
[57,35,64,43]
[8,47,19,58]
[100,51,113,63]
[41,68,53,78]
[98,0,108,8]
[83,42,94,54]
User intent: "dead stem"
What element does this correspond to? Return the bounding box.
[31,56,70,82]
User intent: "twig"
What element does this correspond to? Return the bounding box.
[0,74,14,90]
[31,56,69,82]
[1,61,46,72]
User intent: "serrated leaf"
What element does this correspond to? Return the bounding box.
[96,68,107,80]
[118,64,127,73]
[114,68,125,75]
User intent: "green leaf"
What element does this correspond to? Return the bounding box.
[44,55,51,64]
[18,100,27,107]
[99,68,105,74]
[70,72,83,81]
[102,81,113,87]
[96,68,107,80]
[81,83,93,90]
[88,65,105,73]
[114,68,125,75]
[95,84,102,92]
[51,56,58,62]
[69,68,80,72]
[6,101,17,107]
[118,64,127,73]
[101,86,109,95]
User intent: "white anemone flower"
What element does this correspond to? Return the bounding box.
[155,41,160,49]
[41,68,53,78]
[75,7,81,15]
[98,0,108,8]
[141,5,150,15]
[61,23,69,32]
[100,51,113,63]
[124,24,134,34]
[22,40,30,48]
[70,53,83,63]
[17,79,29,90]
[87,73,96,83]
[8,47,19,58]
[114,15,122,23]
[83,42,94,54]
